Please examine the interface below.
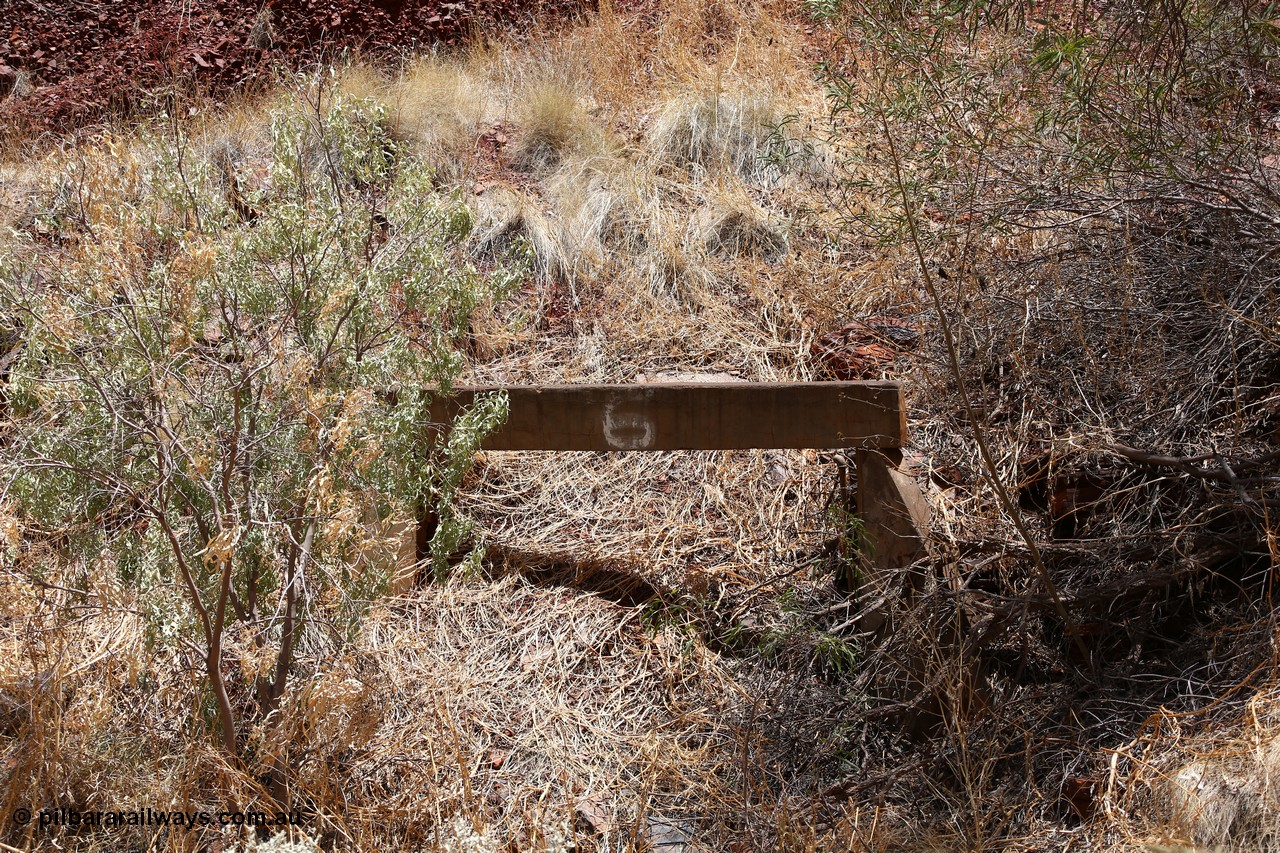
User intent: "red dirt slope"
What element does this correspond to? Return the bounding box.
[0,0,586,136]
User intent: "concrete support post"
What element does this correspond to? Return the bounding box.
[388,518,420,597]
[390,503,437,597]
[854,448,932,633]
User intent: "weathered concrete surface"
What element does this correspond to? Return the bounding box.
[427,382,905,451]
[856,448,931,572]
[854,448,932,635]
[853,448,948,732]
[388,518,419,597]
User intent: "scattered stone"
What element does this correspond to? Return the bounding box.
[644,816,696,851]
[810,316,921,381]
[575,794,614,835]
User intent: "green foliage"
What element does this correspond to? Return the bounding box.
[826,498,865,591]
[640,594,703,657]
[820,1,1280,246]
[0,85,516,756]
[765,585,862,676]
[802,0,843,22]
[426,389,509,580]
[811,630,859,677]
[762,114,819,172]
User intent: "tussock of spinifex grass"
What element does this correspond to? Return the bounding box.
[385,58,490,182]
[510,82,616,173]
[647,90,788,181]
[312,0,838,312]
[693,177,789,260]
[468,183,567,282]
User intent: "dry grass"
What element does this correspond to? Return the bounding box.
[693,177,789,260]
[543,156,656,276]
[468,182,568,282]
[647,88,786,180]
[0,562,730,850]
[0,4,869,850]
[459,447,838,591]
[319,0,825,316]
[1085,664,1280,853]
[0,157,46,257]
[387,56,490,180]
[511,82,615,173]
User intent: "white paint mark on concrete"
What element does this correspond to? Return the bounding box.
[603,398,654,450]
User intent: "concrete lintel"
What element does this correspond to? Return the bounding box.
[427,381,905,452]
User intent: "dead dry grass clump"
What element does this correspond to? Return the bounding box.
[542,156,658,282]
[693,180,789,260]
[637,234,713,306]
[462,264,820,385]
[541,153,799,307]
[388,57,489,178]
[1165,739,1280,851]
[468,182,567,281]
[0,157,48,256]
[0,554,863,851]
[511,82,614,173]
[1093,679,1280,853]
[648,89,784,180]
[332,62,391,106]
[457,448,838,590]
[330,577,741,849]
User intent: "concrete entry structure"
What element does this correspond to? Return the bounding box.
[414,381,928,589]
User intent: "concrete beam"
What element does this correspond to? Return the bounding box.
[427,382,905,451]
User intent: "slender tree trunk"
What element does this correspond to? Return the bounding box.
[206,624,238,757]
[263,519,315,805]
[267,520,313,710]
[209,547,241,757]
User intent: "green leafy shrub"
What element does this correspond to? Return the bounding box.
[0,87,517,762]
